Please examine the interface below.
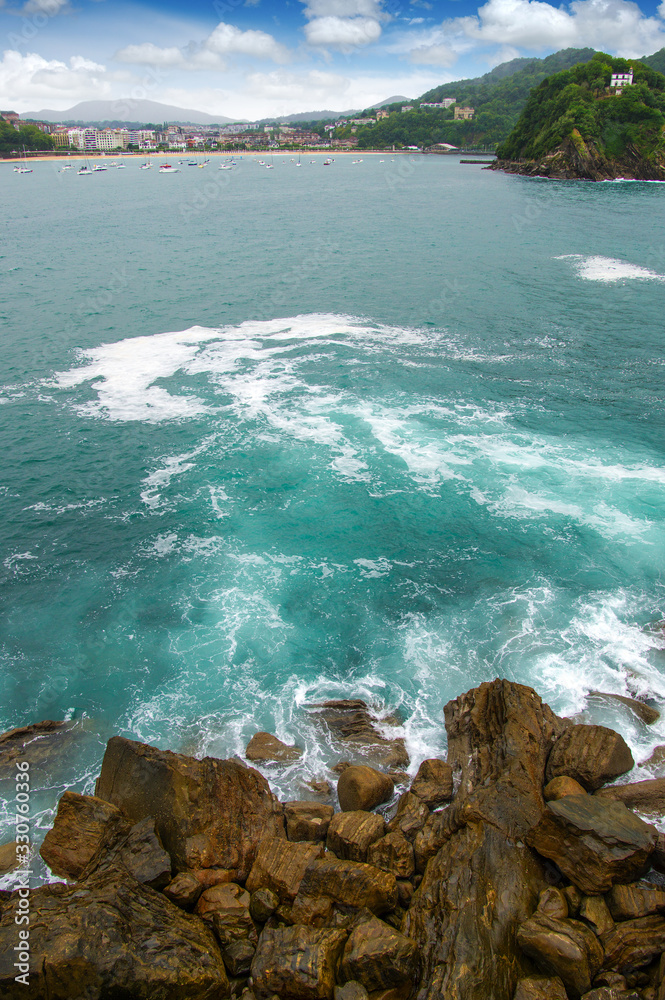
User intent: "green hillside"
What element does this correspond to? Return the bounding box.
[641,47,665,75]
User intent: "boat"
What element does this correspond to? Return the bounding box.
[13,147,33,173]
[257,159,265,165]
[92,164,107,172]
[219,161,234,170]
[60,164,73,172]
[188,160,198,166]
[159,163,180,173]
[323,158,333,165]
[139,161,152,170]
[77,165,93,175]
[197,159,210,168]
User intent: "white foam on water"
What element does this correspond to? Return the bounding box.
[140,436,217,510]
[556,254,665,283]
[354,557,392,578]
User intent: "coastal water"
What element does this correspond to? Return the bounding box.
[1,154,665,874]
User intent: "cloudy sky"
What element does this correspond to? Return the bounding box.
[2,0,665,119]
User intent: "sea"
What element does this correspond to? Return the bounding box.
[1,152,665,879]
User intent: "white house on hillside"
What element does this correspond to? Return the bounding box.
[609,69,633,93]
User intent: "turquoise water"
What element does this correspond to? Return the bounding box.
[1,154,665,867]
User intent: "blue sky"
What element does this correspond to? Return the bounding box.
[2,0,665,119]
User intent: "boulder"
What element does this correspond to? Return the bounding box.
[39,790,128,880]
[544,776,588,801]
[164,871,204,910]
[535,887,568,920]
[396,880,413,909]
[223,938,256,977]
[95,735,284,880]
[587,691,660,726]
[0,720,80,782]
[327,811,386,863]
[526,796,657,894]
[409,759,453,808]
[297,858,398,915]
[367,832,414,879]
[386,792,429,842]
[335,983,369,1000]
[595,778,665,818]
[250,925,347,1000]
[600,914,665,972]
[285,802,334,842]
[0,842,19,877]
[563,885,582,915]
[606,882,665,920]
[337,766,394,813]
[639,745,665,775]
[412,810,451,872]
[246,838,325,903]
[0,865,229,1000]
[516,912,604,999]
[290,893,335,927]
[546,725,634,792]
[513,976,568,1000]
[308,700,409,769]
[340,915,418,992]
[245,732,302,763]
[579,895,614,936]
[250,887,279,923]
[196,883,256,946]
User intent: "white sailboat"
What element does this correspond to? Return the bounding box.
[13,147,32,174]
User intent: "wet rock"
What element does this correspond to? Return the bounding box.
[639,746,665,775]
[196,883,256,946]
[245,732,303,764]
[563,885,583,915]
[526,796,657,894]
[297,857,398,915]
[409,759,453,808]
[40,790,128,880]
[335,983,369,1000]
[83,814,173,890]
[544,776,588,801]
[337,765,394,813]
[327,811,386,863]
[606,882,665,920]
[516,912,604,999]
[601,914,665,972]
[412,810,450,872]
[340,915,418,993]
[250,924,347,1000]
[285,802,334,842]
[513,976,568,1000]
[587,691,660,726]
[396,879,413,908]
[250,887,279,923]
[0,842,19,877]
[223,938,256,977]
[246,837,325,903]
[95,735,284,880]
[367,831,414,879]
[536,887,568,920]
[386,792,429,842]
[304,778,333,798]
[546,725,634,792]
[164,871,204,910]
[0,719,79,781]
[0,864,229,1000]
[580,989,637,1000]
[308,700,409,770]
[290,892,334,927]
[579,895,614,936]
[595,778,665,818]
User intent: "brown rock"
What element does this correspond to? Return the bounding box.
[327,811,386,863]
[595,779,665,818]
[409,759,453,808]
[335,984,369,1000]
[536,887,568,920]
[639,746,665,775]
[0,720,81,782]
[250,887,279,923]
[544,776,588,801]
[340,915,418,992]
[386,792,429,842]
[367,832,414,879]
[246,838,325,903]
[246,732,302,763]
[223,938,256,977]
[396,880,413,908]
[250,925,347,1000]
[308,700,409,770]
[412,810,450,873]
[563,885,583,915]
[600,914,665,972]
[40,790,128,880]
[95,736,284,880]
[298,858,398,915]
[164,871,204,910]
[546,725,634,792]
[526,796,657,894]
[0,842,19,877]
[285,802,334,842]
[196,883,256,945]
[579,895,614,936]
[513,976,568,1000]
[516,912,604,998]
[290,893,334,927]
[606,882,665,920]
[587,691,660,726]
[0,865,229,1000]
[337,766,394,813]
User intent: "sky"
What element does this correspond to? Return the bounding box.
[2,0,665,120]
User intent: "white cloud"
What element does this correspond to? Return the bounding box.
[115,43,186,68]
[300,0,390,50]
[19,0,69,14]
[115,21,289,71]
[206,22,289,62]
[0,49,116,107]
[409,42,458,66]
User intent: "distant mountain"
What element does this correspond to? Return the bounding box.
[256,98,409,124]
[20,99,237,126]
[369,96,410,108]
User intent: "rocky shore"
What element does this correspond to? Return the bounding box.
[491,133,665,181]
[1,679,665,1000]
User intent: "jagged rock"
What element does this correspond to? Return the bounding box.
[367,831,414,879]
[587,691,660,725]
[544,776,588,801]
[546,725,634,792]
[0,865,229,1000]
[246,837,325,903]
[536,887,568,919]
[297,857,398,915]
[606,882,665,920]
[0,842,19,877]
[579,989,637,1000]
[386,792,429,842]
[285,802,334,842]
[579,895,614,936]
[95,736,284,880]
[245,732,303,763]
[595,779,665,818]
[223,938,256,977]
[600,914,665,972]
[308,700,409,769]
[327,811,386,863]
[563,885,583,915]
[164,871,204,909]
[639,746,665,775]
[396,879,413,908]
[516,912,604,998]
[196,883,256,947]
[412,810,450,872]
[250,887,279,923]
[39,790,128,880]
[340,915,418,992]
[290,892,334,926]
[250,925,347,1000]
[526,796,657,894]
[409,759,453,808]
[304,778,333,798]
[82,814,172,889]
[0,719,80,781]
[513,976,568,1000]
[337,766,394,812]
[335,983,369,1000]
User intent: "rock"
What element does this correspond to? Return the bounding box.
[337,766,394,813]
[536,887,568,920]
[546,725,634,792]
[513,976,568,1000]
[0,719,80,781]
[245,732,303,764]
[305,778,333,798]
[579,990,636,1000]
[250,925,347,1000]
[164,871,204,910]
[95,735,284,880]
[39,790,128,880]
[412,810,451,872]
[516,912,604,998]
[563,885,583,915]
[223,938,256,977]
[544,776,589,801]
[308,700,409,770]
[601,914,665,972]
[340,915,418,992]
[0,842,19,877]
[196,883,256,946]
[386,792,429,842]
[587,691,660,726]
[639,746,665,775]
[0,865,229,1000]
[79,814,173,891]
[396,879,413,908]
[250,887,279,923]
[285,802,334,842]
[409,759,453,808]
[606,882,665,920]
[335,983,369,1000]
[367,831,414,879]
[297,857,398,915]
[290,893,334,927]
[246,837,325,903]
[327,811,386,863]
[579,895,614,936]
[526,796,657,894]
[595,779,665,818]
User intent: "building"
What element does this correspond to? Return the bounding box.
[1,111,20,124]
[422,99,456,109]
[609,69,633,94]
[51,130,72,147]
[401,105,414,113]
[376,110,389,119]
[454,106,475,121]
